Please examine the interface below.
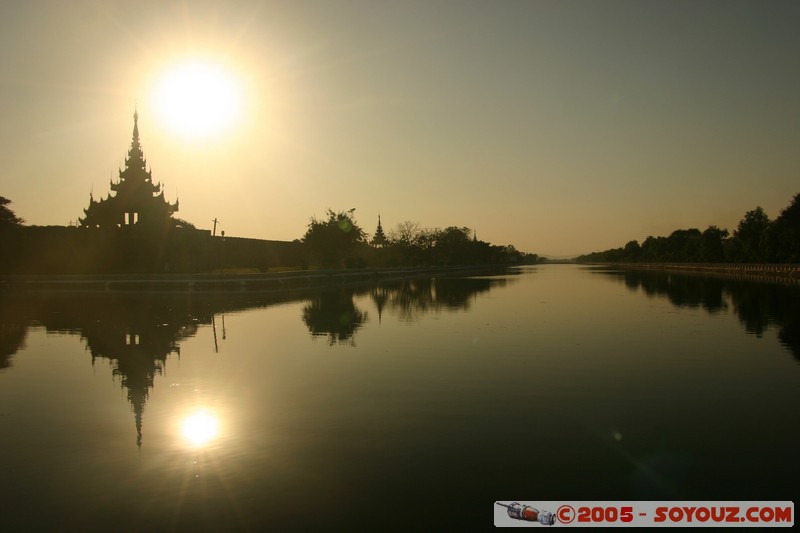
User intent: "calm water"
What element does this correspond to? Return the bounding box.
[1,265,798,530]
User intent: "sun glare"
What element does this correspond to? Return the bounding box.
[152,60,243,140]
[181,410,220,447]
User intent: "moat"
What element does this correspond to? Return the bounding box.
[1,265,797,530]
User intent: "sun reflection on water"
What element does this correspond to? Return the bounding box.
[181,410,220,447]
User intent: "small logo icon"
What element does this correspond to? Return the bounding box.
[556,505,575,524]
[496,502,556,526]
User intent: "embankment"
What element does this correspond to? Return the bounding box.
[0,265,511,293]
[603,263,800,284]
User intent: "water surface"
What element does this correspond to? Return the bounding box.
[1,265,797,530]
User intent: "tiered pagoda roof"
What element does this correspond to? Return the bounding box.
[80,111,178,228]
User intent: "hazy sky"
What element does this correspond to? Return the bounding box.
[1,0,798,256]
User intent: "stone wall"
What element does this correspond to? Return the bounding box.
[0,226,304,274]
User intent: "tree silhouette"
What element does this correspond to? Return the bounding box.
[699,225,728,262]
[0,196,24,227]
[732,207,770,262]
[388,220,424,246]
[302,209,367,268]
[769,193,800,263]
[172,217,196,230]
[431,226,477,264]
[301,289,367,345]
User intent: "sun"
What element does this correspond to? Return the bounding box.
[152,59,243,140]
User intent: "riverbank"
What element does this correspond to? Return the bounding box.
[595,262,800,283]
[0,264,514,293]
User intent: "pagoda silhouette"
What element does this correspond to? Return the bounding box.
[370,214,387,247]
[80,110,178,228]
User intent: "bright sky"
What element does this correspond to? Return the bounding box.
[1,1,798,257]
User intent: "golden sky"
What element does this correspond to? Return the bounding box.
[1,0,798,256]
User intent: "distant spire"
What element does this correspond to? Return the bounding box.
[371,214,387,247]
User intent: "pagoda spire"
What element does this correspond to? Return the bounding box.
[371,214,387,247]
[124,108,147,175]
[132,107,139,143]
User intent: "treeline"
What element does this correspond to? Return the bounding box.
[301,210,543,269]
[1,196,542,273]
[577,193,800,264]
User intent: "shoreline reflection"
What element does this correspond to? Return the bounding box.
[0,292,277,447]
[589,267,800,361]
[0,273,511,446]
[300,276,512,344]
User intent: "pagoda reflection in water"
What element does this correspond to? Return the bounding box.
[0,275,513,446]
[22,294,215,448]
[79,297,195,448]
[0,292,276,447]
